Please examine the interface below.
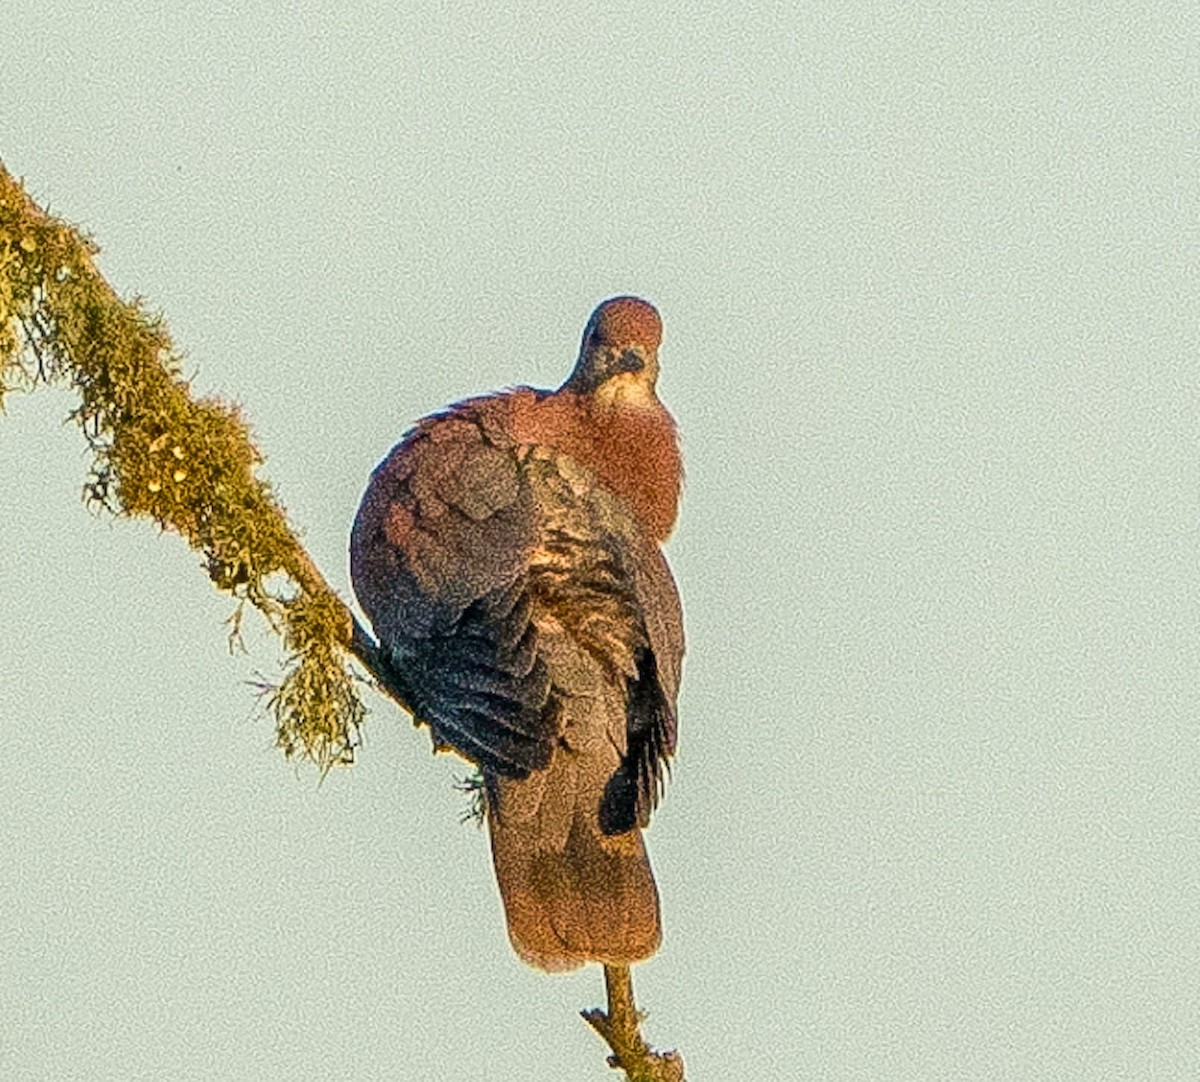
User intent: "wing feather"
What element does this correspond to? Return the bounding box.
[351,394,683,816]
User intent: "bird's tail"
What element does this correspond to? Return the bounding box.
[485,753,660,972]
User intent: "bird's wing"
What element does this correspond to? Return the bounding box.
[599,538,684,833]
[351,395,552,775]
[350,393,682,818]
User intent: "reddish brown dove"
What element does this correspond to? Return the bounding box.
[350,296,683,971]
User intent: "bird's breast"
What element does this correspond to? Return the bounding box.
[510,390,681,542]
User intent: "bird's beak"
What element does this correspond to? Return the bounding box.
[617,347,646,374]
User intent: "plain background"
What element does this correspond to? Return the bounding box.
[2,3,1198,1079]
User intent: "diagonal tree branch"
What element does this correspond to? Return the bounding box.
[0,158,389,770]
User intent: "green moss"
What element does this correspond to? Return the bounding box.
[0,162,368,773]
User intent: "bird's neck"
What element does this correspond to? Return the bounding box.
[512,389,682,541]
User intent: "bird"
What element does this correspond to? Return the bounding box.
[350,296,684,971]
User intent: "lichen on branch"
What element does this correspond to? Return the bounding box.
[0,160,369,772]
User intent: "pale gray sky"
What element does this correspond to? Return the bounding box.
[2,3,1199,1079]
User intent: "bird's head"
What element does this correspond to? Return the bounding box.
[563,296,663,405]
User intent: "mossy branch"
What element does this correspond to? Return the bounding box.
[0,159,408,771]
[1,160,684,1081]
